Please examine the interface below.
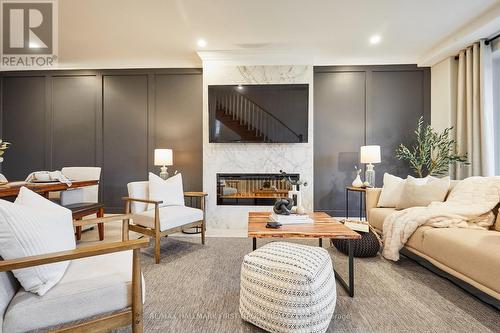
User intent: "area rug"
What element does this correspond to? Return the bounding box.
[117,237,499,332]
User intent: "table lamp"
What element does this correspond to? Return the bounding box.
[154,149,173,180]
[360,145,381,187]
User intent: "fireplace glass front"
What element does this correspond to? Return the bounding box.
[217,173,300,206]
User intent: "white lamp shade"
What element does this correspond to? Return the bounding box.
[154,149,173,166]
[360,145,381,164]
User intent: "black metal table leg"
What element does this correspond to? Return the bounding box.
[334,239,355,297]
[345,189,349,219]
[348,239,354,296]
[359,191,363,220]
[252,237,257,250]
[319,238,323,247]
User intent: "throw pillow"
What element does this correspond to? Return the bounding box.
[148,172,185,210]
[377,173,405,208]
[0,187,75,295]
[396,176,450,210]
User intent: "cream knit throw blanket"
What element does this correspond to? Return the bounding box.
[383,176,500,261]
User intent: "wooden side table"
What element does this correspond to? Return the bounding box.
[345,186,367,220]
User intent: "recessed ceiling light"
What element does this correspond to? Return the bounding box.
[197,39,207,48]
[370,35,381,45]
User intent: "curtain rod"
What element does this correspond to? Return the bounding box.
[453,34,500,60]
[485,33,500,45]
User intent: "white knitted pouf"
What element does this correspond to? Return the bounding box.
[239,242,336,333]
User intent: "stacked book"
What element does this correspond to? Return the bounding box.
[269,213,313,225]
[340,219,369,233]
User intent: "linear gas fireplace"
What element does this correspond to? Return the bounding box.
[217,173,300,206]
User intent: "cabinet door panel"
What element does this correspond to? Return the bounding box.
[368,71,425,183]
[52,76,97,169]
[314,71,365,216]
[103,75,148,211]
[155,74,202,191]
[2,77,46,180]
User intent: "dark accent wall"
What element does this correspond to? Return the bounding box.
[314,65,430,217]
[0,69,203,212]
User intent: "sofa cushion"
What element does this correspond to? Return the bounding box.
[368,207,396,232]
[377,173,405,208]
[396,176,450,210]
[148,173,185,210]
[420,228,500,295]
[405,226,433,251]
[133,205,203,231]
[3,251,139,333]
[0,188,75,296]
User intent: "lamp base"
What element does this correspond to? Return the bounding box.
[365,163,376,188]
[159,166,169,180]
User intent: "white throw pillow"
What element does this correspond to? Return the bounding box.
[396,176,451,210]
[0,187,75,295]
[148,173,185,210]
[377,173,405,208]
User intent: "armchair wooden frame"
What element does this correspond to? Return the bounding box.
[122,192,207,264]
[0,215,149,333]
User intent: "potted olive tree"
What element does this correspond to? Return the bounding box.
[395,117,468,177]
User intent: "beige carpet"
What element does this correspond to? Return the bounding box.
[81,222,500,333]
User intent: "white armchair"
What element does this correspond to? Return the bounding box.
[123,180,207,264]
[0,215,148,333]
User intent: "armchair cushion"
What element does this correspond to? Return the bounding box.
[0,187,75,296]
[3,250,142,333]
[0,269,19,331]
[127,181,150,213]
[133,206,203,231]
[148,173,185,209]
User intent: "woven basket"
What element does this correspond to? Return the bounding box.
[331,228,380,257]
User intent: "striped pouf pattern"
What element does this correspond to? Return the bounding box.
[239,242,336,333]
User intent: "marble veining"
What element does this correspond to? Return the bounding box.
[203,65,314,230]
[237,66,309,84]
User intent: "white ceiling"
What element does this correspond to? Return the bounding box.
[57,0,500,68]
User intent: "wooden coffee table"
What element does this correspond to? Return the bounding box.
[248,211,361,297]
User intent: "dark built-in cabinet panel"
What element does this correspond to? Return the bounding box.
[368,70,428,184]
[52,76,98,169]
[155,74,203,192]
[0,69,202,212]
[314,65,430,217]
[2,77,46,180]
[314,71,366,217]
[103,75,149,210]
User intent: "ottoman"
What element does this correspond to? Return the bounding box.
[239,242,336,333]
[331,229,380,257]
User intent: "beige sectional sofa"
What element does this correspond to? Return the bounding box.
[366,188,500,309]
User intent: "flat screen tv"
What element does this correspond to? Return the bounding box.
[208,84,308,143]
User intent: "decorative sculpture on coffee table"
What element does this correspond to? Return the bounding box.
[279,170,308,209]
[273,198,294,215]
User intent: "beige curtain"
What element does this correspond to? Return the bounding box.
[454,40,495,178]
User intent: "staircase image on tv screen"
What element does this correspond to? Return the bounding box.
[208,84,308,143]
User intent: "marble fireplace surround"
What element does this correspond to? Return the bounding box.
[201,61,314,233]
